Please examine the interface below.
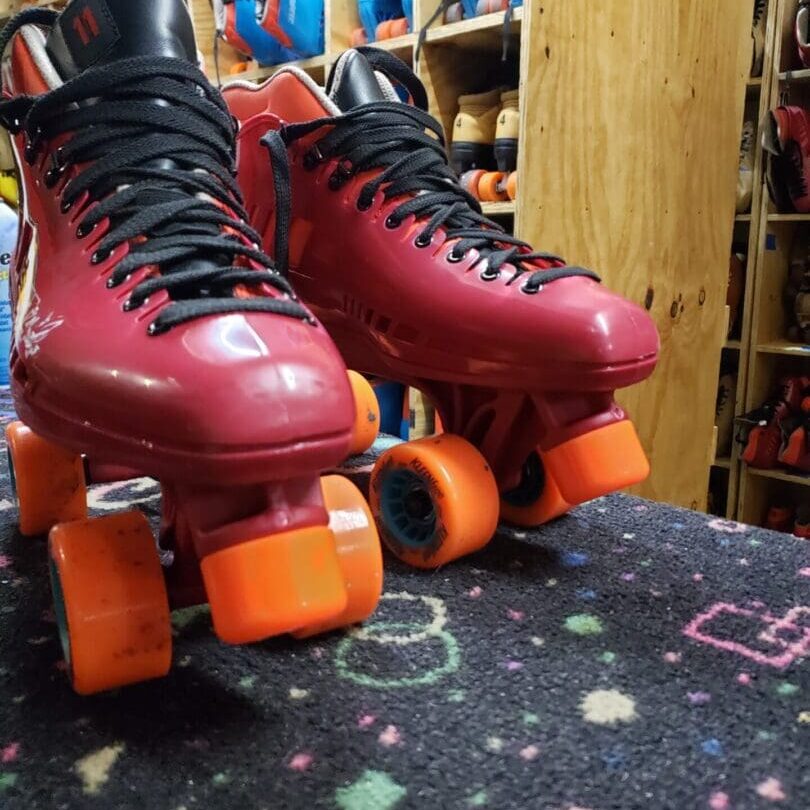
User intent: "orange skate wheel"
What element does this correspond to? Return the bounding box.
[294,476,383,638]
[347,370,380,455]
[49,511,171,695]
[459,169,486,199]
[389,17,408,37]
[478,172,509,202]
[6,421,87,537]
[369,434,499,568]
[229,62,249,75]
[376,20,394,40]
[499,450,570,527]
[506,171,517,200]
[201,524,347,645]
[543,420,650,506]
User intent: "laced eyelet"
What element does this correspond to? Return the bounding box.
[414,234,432,249]
[24,142,38,165]
[123,296,147,312]
[54,145,66,167]
[44,165,64,188]
[76,221,95,239]
[385,215,400,229]
[447,249,464,263]
[302,146,323,170]
[147,322,166,336]
[480,266,500,281]
[521,281,542,295]
[60,198,73,215]
[357,198,372,212]
[93,248,112,265]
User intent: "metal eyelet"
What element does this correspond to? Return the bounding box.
[61,198,73,215]
[521,281,542,295]
[302,145,323,170]
[385,215,400,229]
[44,165,64,188]
[93,248,112,266]
[447,250,465,264]
[76,221,95,239]
[24,142,38,165]
[357,198,372,212]
[54,145,66,167]
[414,234,432,249]
[480,266,500,281]
[123,296,147,312]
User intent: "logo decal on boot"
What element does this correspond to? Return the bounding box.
[61,0,120,69]
[15,228,63,358]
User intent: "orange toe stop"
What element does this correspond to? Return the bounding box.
[201,525,347,645]
[543,420,649,506]
[347,370,381,455]
[294,476,383,638]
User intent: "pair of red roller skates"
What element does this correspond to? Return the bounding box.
[0,0,658,694]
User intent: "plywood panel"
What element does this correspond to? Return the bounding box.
[516,1,752,510]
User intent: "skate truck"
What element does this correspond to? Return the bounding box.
[224,46,660,570]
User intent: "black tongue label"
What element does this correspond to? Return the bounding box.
[60,0,120,70]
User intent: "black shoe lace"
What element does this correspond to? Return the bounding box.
[0,9,309,335]
[263,48,598,293]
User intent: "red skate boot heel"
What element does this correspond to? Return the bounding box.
[225,48,658,568]
[6,421,87,537]
[49,511,172,695]
[0,0,383,691]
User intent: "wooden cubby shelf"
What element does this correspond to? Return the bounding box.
[481,201,516,216]
[731,0,810,527]
[749,467,810,486]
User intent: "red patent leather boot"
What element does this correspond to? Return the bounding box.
[225,47,659,568]
[0,0,381,693]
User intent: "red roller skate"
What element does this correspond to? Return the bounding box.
[763,106,810,214]
[224,48,659,568]
[0,0,382,694]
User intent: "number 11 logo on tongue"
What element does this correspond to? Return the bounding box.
[62,0,120,67]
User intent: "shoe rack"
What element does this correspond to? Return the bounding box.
[0,0,758,512]
[735,0,810,528]
[192,0,755,510]
[708,0,778,519]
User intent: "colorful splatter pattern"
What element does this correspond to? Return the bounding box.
[0,390,808,808]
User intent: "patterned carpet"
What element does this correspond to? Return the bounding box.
[0,391,808,809]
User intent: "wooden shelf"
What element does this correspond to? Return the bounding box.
[221,52,331,86]
[766,213,810,221]
[371,33,416,57]
[725,339,742,350]
[735,213,752,222]
[425,7,523,46]
[756,340,810,356]
[748,467,810,486]
[481,201,516,216]
[778,68,810,81]
[713,456,732,469]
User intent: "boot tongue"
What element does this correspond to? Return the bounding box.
[328,49,388,111]
[45,0,197,80]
